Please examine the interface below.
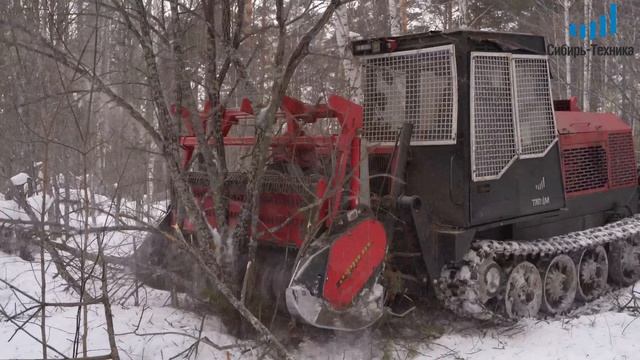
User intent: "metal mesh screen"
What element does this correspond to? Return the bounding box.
[360,45,457,145]
[470,54,517,181]
[513,56,557,157]
[562,146,608,194]
[608,132,637,188]
[471,53,558,181]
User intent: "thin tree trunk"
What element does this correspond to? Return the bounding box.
[146,140,154,222]
[39,143,49,359]
[583,0,592,111]
[333,6,362,100]
[201,0,234,280]
[564,0,572,98]
[81,154,90,357]
[100,235,120,360]
[388,0,401,35]
[459,0,469,28]
[63,169,70,241]
[400,0,408,32]
[445,1,453,30]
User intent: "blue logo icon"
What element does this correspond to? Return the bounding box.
[569,3,618,40]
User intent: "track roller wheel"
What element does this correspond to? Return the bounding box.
[476,259,503,303]
[576,246,608,301]
[504,261,542,319]
[609,234,640,286]
[540,254,577,314]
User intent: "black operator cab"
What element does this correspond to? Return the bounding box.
[352,30,565,230]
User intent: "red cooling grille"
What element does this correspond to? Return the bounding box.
[562,145,609,194]
[608,132,637,188]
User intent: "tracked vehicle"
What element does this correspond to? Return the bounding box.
[139,30,640,329]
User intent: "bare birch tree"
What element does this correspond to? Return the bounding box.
[583,0,592,111]
[561,0,573,98]
[389,0,402,35]
[334,5,362,99]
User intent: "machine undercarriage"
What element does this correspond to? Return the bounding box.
[438,216,640,320]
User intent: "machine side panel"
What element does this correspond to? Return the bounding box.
[469,144,565,225]
[513,187,639,240]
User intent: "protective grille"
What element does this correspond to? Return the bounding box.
[360,45,457,145]
[608,132,637,188]
[186,171,318,199]
[470,54,517,181]
[562,146,608,194]
[513,56,557,157]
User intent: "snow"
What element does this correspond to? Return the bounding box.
[57,188,112,207]
[0,247,245,360]
[1,195,640,359]
[10,172,30,186]
[296,295,640,359]
[0,198,30,222]
[0,195,54,222]
[426,314,640,359]
[2,238,640,360]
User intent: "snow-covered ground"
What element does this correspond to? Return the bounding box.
[1,192,640,359]
[0,194,54,222]
[2,246,640,359]
[0,251,245,360]
[298,286,640,360]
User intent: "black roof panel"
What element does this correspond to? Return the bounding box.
[351,30,547,57]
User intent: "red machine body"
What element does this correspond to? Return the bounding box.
[556,98,637,199]
[171,96,387,328]
[175,95,366,248]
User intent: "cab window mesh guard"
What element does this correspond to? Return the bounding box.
[360,45,458,145]
[471,52,557,181]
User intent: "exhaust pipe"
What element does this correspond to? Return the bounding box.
[397,195,422,211]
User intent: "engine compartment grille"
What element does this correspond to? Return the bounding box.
[608,132,637,188]
[562,146,608,194]
[360,45,457,145]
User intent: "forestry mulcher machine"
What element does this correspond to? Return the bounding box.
[140,30,640,330]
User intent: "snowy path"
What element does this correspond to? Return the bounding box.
[1,250,639,359]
